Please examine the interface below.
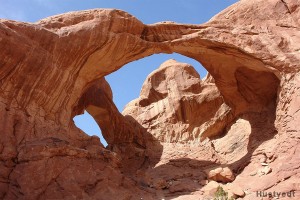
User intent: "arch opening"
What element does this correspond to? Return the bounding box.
[106,53,207,111]
[72,53,208,148]
[73,110,108,147]
[72,48,280,148]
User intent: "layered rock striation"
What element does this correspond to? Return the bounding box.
[0,0,299,199]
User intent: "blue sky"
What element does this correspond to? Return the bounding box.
[0,0,238,146]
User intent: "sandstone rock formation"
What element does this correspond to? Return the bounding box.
[123,59,232,143]
[206,167,235,183]
[0,0,299,199]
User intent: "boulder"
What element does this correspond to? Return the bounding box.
[206,167,235,183]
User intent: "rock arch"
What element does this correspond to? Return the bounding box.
[0,0,299,199]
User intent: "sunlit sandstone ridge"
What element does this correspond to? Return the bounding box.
[0,0,299,199]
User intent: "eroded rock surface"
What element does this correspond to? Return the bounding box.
[123,59,233,143]
[0,0,299,199]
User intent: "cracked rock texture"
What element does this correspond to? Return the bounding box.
[0,0,299,199]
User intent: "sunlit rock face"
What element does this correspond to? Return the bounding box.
[123,59,233,143]
[0,0,299,199]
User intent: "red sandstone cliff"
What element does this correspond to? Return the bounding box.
[0,0,299,199]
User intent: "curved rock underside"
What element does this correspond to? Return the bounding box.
[0,0,299,199]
